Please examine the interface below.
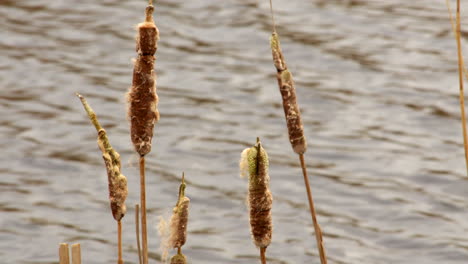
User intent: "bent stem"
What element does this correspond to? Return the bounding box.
[260,247,267,264]
[140,156,148,264]
[299,154,327,264]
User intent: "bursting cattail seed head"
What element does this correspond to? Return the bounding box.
[169,174,190,249]
[127,1,160,156]
[270,29,307,155]
[77,94,128,221]
[240,138,273,249]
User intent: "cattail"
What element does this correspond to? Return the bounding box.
[268,1,327,263]
[270,33,306,155]
[77,93,128,264]
[162,174,189,264]
[240,138,272,250]
[77,93,128,221]
[169,174,190,249]
[128,2,160,264]
[127,0,160,156]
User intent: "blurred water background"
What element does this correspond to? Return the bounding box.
[2,0,468,263]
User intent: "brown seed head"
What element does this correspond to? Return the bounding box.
[77,94,128,221]
[128,3,160,156]
[244,138,273,248]
[169,175,190,249]
[279,70,306,154]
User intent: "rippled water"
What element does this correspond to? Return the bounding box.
[2,0,468,263]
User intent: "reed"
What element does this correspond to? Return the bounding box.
[135,204,143,264]
[76,93,128,264]
[127,1,160,263]
[240,138,272,264]
[445,0,468,176]
[268,1,327,263]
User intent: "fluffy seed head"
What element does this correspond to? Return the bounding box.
[77,94,128,221]
[242,138,273,249]
[279,70,306,154]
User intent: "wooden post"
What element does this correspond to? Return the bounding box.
[71,244,81,264]
[59,243,70,264]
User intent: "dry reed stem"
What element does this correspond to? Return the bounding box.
[300,154,327,264]
[71,244,81,264]
[139,156,148,264]
[118,221,123,264]
[456,0,468,176]
[135,204,142,264]
[170,174,190,249]
[59,243,70,264]
[260,247,267,264]
[446,0,468,81]
[268,1,327,263]
[127,0,160,156]
[446,0,468,176]
[76,93,129,222]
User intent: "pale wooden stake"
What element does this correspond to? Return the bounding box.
[71,244,81,264]
[59,243,70,264]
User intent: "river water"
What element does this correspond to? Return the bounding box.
[2,0,468,263]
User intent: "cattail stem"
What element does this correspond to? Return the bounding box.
[135,204,142,264]
[140,156,148,264]
[118,221,123,264]
[455,0,468,176]
[299,154,327,264]
[446,0,468,81]
[260,247,267,264]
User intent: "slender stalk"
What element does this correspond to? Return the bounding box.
[140,156,148,264]
[118,221,123,264]
[456,0,468,176]
[135,204,142,264]
[299,154,327,264]
[260,247,267,264]
[71,244,81,264]
[446,0,468,83]
[268,1,327,262]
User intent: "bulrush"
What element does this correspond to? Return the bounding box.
[240,138,272,264]
[268,1,328,263]
[76,93,128,264]
[127,1,160,264]
[127,0,160,156]
[169,174,190,264]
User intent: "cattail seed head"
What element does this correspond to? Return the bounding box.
[241,138,273,249]
[77,94,128,221]
[128,2,160,156]
[269,24,307,155]
[279,70,306,154]
[169,175,190,249]
[270,33,286,72]
[170,253,186,264]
